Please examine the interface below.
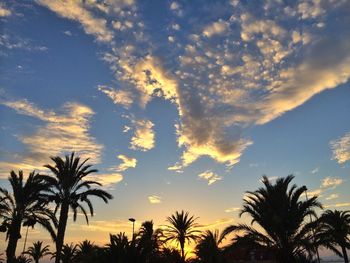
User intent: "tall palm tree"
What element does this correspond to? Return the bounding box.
[24,241,50,263]
[164,210,200,262]
[42,152,113,263]
[195,230,227,263]
[0,171,57,263]
[223,175,322,262]
[316,210,350,263]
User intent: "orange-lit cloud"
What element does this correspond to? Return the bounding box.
[148,195,162,204]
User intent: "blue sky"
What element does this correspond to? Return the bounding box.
[0,0,350,258]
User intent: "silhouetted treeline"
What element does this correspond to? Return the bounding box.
[1,153,349,263]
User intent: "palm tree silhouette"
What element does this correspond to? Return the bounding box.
[223,175,322,262]
[195,230,227,263]
[107,232,132,262]
[24,241,50,263]
[164,210,200,262]
[0,171,57,263]
[137,220,163,262]
[51,243,78,263]
[42,152,113,263]
[75,240,97,263]
[316,210,350,263]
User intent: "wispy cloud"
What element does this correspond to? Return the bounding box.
[0,98,103,178]
[148,195,162,204]
[198,170,222,185]
[324,202,350,209]
[35,0,114,42]
[310,167,319,174]
[325,194,339,200]
[225,207,240,213]
[330,132,350,164]
[98,85,134,108]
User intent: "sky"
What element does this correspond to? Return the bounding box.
[0,0,350,259]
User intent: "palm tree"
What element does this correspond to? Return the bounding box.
[107,232,131,263]
[223,175,322,262]
[75,240,97,263]
[42,152,113,263]
[195,230,227,263]
[24,241,50,263]
[316,210,350,263]
[51,243,78,263]
[14,256,31,263]
[137,220,164,262]
[0,171,57,263]
[164,210,200,262]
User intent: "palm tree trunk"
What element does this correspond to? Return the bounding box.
[6,218,22,263]
[180,242,185,263]
[55,202,69,263]
[342,245,349,263]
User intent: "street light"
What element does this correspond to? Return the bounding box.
[129,218,135,242]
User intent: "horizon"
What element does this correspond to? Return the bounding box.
[0,0,349,261]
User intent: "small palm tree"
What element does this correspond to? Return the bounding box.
[75,240,97,263]
[59,243,78,263]
[137,220,163,262]
[195,230,227,263]
[14,256,31,263]
[164,210,200,262]
[24,241,50,263]
[0,171,57,263]
[223,175,322,262]
[42,152,113,263]
[316,210,350,263]
[107,232,131,262]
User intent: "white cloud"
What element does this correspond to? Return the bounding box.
[203,20,229,38]
[311,167,319,174]
[198,170,222,185]
[330,132,350,164]
[130,119,155,151]
[116,154,137,171]
[307,188,322,197]
[321,177,343,189]
[148,195,162,204]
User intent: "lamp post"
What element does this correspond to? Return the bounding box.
[129,218,135,242]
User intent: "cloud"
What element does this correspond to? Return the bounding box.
[0,34,48,52]
[129,118,155,151]
[198,170,222,185]
[0,98,103,178]
[203,20,229,38]
[86,173,123,187]
[98,85,134,108]
[35,0,114,42]
[321,177,343,189]
[225,207,240,213]
[148,195,162,204]
[0,3,11,17]
[307,188,322,197]
[116,154,137,171]
[330,132,350,164]
[324,202,350,209]
[325,194,339,200]
[311,167,319,174]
